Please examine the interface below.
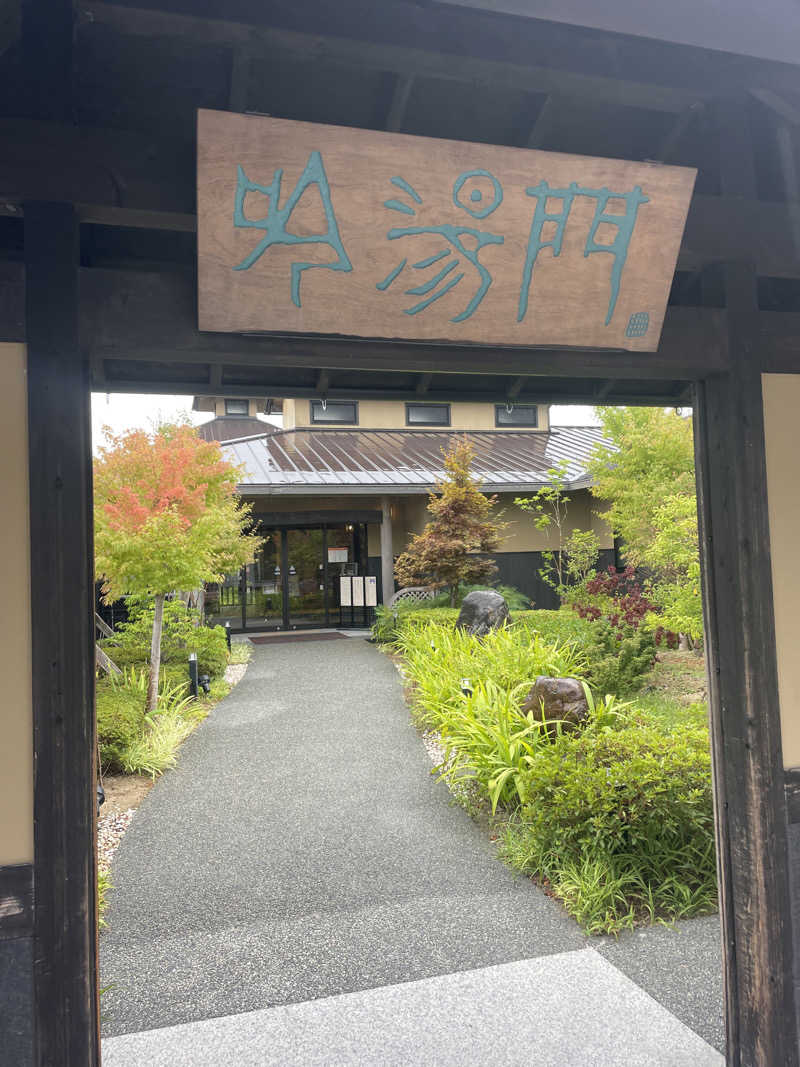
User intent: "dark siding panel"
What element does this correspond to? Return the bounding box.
[490,549,616,610]
[0,935,33,1067]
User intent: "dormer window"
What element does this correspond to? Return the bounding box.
[224,399,249,416]
[405,403,450,427]
[310,400,358,424]
[495,403,538,427]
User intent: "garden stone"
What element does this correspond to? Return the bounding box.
[455,590,510,636]
[522,676,589,731]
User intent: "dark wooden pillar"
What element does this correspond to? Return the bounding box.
[693,95,798,1067]
[25,202,99,1067]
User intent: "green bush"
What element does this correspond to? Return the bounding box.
[500,717,716,933]
[515,610,655,696]
[102,598,229,679]
[397,619,587,731]
[582,622,657,696]
[96,678,146,771]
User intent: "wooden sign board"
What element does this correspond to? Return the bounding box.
[198,110,696,351]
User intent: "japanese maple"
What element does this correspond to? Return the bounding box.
[94,423,260,713]
[394,436,504,606]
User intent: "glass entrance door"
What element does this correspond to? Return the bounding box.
[285,528,326,627]
[206,523,367,631]
[245,529,283,630]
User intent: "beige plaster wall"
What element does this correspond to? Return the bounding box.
[0,343,32,865]
[287,398,549,432]
[763,374,800,768]
[366,487,612,556]
[495,490,613,552]
[247,487,610,558]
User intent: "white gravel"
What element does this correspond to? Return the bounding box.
[224,662,248,686]
[98,808,136,869]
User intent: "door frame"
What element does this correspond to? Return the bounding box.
[235,521,369,632]
[21,208,800,1066]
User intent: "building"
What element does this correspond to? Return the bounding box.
[199,396,614,630]
[193,396,279,443]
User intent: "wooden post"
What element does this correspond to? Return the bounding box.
[691,92,799,1067]
[25,202,99,1067]
[380,497,394,606]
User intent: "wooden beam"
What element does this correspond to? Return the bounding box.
[651,101,704,162]
[26,202,98,1066]
[21,0,72,122]
[0,117,799,278]
[751,88,800,128]
[99,375,693,406]
[524,95,561,150]
[73,266,729,380]
[507,376,526,398]
[0,118,195,215]
[228,48,251,113]
[384,73,414,133]
[83,2,703,114]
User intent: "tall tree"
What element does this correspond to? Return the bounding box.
[94,423,260,713]
[394,436,504,606]
[514,459,600,601]
[588,407,702,640]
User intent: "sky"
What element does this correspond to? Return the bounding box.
[90,393,598,443]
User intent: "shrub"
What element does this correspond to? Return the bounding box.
[102,598,229,679]
[582,622,657,696]
[120,709,195,778]
[515,609,655,696]
[96,678,147,771]
[500,717,716,933]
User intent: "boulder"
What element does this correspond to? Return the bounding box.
[455,589,510,636]
[521,676,589,731]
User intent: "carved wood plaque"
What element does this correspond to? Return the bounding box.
[198,109,696,351]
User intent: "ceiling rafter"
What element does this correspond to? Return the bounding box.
[80,2,703,114]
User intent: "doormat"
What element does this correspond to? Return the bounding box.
[249,631,349,644]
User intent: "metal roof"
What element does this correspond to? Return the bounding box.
[196,416,279,443]
[220,427,609,496]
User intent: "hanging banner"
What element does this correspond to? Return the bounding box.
[198,110,695,352]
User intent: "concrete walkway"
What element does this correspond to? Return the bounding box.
[101,637,723,1064]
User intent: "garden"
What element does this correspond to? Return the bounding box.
[381,411,714,935]
[93,422,260,922]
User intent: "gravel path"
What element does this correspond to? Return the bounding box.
[99,637,723,1054]
[100,638,583,1037]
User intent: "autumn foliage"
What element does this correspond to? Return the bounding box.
[94,423,260,712]
[394,436,504,606]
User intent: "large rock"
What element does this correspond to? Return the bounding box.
[455,589,510,636]
[521,676,589,731]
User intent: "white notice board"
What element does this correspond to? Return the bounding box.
[339,576,352,607]
[365,576,377,607]
[352,576,365,607]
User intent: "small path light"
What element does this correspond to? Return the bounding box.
[188,652,199,699]
[224,620,232,652]
[460,678,473,698]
